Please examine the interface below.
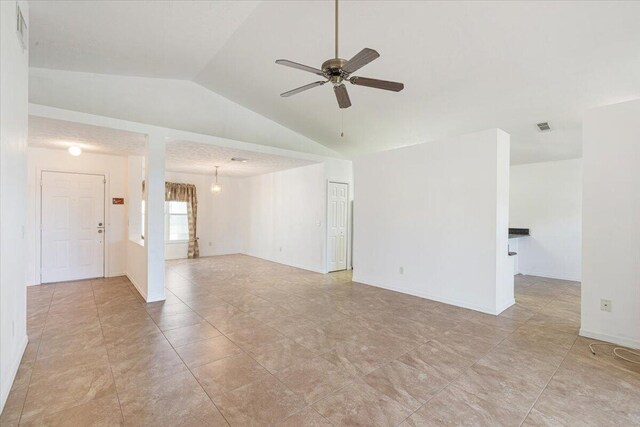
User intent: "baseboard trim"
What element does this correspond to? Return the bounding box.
[579,329,640,350]
[352,275,505,315]
[0,335,28,412]
[495,298,516,315]
[126,273,147,301]
[28,272,128,287]
[240,252,324,275]
[107,272,126,278]
[519,270,581,282]
[145,292,166,303]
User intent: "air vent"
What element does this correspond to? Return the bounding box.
[537,122,551,132]
[231,157,248,162]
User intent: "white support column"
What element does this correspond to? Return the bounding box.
[145,134,166,302]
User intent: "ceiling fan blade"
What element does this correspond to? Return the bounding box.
[350,76,404,92]
[280,81,327,97]
[342,48,380,74]
[275,59,325,76]
[334,84,352,109]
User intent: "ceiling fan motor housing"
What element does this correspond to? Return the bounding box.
[322,58,348,83]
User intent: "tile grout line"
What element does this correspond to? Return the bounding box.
[166,267,347,425]
[116,266,584,425]
[16,284,55,425]
[90,278,126,425]
[392,329,513,426]
[182,266,498,425]
[150,279,235,427]
[517,334,579,427]
[393,276,579,426]
[392,300,548,427]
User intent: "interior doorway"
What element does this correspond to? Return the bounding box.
[41,171,106,283]
[327,181,349,272]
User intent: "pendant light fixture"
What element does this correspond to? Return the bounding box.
[211,166,222,194]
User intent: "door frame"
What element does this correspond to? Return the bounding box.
[326,180,350,273]
[37,168,110,284]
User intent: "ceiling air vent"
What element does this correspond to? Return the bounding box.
[536,122,551,132]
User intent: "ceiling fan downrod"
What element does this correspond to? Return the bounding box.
[275,0,404,109]
[335,0,339,59]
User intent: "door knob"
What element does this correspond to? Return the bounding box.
[98,222,103,226]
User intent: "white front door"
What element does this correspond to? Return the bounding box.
[327,182,348,272]
[41,171,105,283]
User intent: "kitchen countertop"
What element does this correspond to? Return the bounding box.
[508,228,530,239]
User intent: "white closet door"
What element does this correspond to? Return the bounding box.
[327,182,348,272]
[41,171,105,283]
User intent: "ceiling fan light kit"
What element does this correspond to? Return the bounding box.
[276,0,404,109]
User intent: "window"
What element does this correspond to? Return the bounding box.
[140,201,189,242]
[165,201,188,242]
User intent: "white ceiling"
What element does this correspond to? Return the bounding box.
[29,0,260,79]
[28,116,316,177]
[164,141,316,177]
[28,1,640,164]
[29,116,147,154]
[29,67,342,159]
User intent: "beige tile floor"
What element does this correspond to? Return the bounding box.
[2,254,639,426]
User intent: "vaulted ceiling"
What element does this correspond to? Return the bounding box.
[28,1,640,164]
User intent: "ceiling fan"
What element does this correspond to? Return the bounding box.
[275,0,404,109]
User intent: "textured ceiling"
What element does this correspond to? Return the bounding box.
[165,141,316,177]
[28,116,317,177]
[29,116,147,155]
[27,1,640,164]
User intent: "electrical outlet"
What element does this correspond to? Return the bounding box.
[600,299,612,312]
[399,266,404,275]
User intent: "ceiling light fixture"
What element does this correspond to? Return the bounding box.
[231,157,248,162]
[211,166,222,194]
[68,145,82,156]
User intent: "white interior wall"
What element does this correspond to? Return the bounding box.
[26,147,129,285]
[510,159,582,281]
[241,163,327,273]
[126,156,146,296]
[353,129,512,315]
[164,171,244,260]
[165,160,353,273]
[581,99,640,349]
[25,147,340,282]
[0,0,30,411]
